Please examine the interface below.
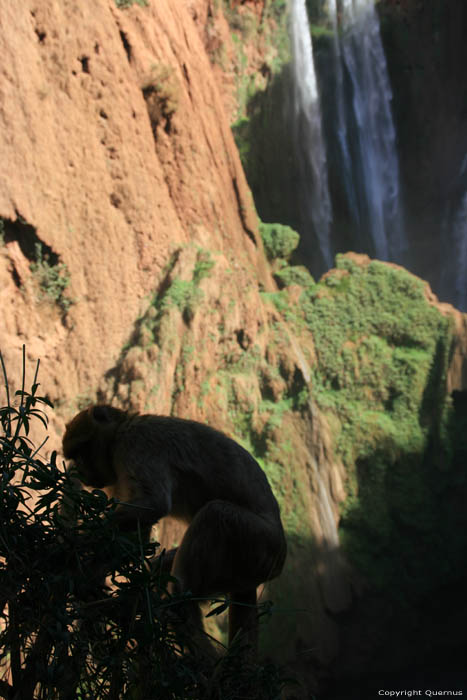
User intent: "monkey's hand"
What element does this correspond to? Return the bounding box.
[112,499,161,531]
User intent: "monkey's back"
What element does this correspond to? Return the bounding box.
[116,414,281,523]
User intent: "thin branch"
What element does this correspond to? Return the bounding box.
[0,350,11,437]
[7,604,21,697]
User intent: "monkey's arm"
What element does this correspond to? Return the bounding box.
[111,451,173,531]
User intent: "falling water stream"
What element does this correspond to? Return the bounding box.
[329,0,406,262]
[290,0,333,270]
[289,0,406,269]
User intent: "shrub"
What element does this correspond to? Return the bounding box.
[259,222,300,261]
[30,243,74,314]
[274,263,315,289]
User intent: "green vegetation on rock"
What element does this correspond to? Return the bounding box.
[219,0,291,122]
[115,0,147,8]
[151,247,215,331]
[302,255,452,460]
[259,222,300,261]
[297,254,467,600]
[30,242,74,314]
[259,219,315,292]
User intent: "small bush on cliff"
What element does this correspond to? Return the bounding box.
[30,242,73,314]
[274,260,315,289]
[0,349,286,699]
[259,222,299,261]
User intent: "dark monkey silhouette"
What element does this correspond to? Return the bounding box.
[62,405,287,652]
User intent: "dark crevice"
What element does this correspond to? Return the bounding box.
[34,28,46,43]
[110,193,121,208]
[232,177,257,246]
[119,30,132,62]
[79,56,90,74]
[143,87,163,139]
[1,214,57,264]
[10,267,21,289]
[235,329,250,351]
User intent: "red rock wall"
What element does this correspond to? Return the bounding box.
[0,0,268,437]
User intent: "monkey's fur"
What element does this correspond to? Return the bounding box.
[62,405,287,653]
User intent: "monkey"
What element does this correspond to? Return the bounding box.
[62,404,287,655]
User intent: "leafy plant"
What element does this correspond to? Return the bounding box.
[30,243,74,314]
[0,348,288,699]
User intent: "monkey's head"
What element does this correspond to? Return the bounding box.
[62,405,127,488]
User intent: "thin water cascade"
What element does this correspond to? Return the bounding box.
[310,458,351,613]
[328,0,406,263]
[290,0,333,271]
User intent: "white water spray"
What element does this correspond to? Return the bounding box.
[290,0,333,270]
[329,0,406,262]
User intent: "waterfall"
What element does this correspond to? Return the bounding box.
[328,0,406,263]
[451,192,467,310]
[441,154,467,311]
[290,0,333,271]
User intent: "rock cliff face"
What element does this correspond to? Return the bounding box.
[1,0,467,694]
[0,0,266,424]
